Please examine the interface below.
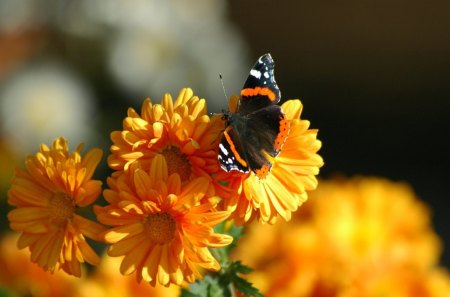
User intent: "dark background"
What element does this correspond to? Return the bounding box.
[228,0,450,267]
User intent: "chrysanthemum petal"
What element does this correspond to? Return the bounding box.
[162,93,174,115]
[119,239,152,275]
[73,215,107,242]
[207,234,233,248]
[104,223,144,243]
[10,221,49,234]
[149,155,168,182]
[81,148,103,181]
[281,99,303,119]
[75,180,102,206]
[134,169,153,200]
[108,233,147,256]
[30,232,57,265]
[143,244,162,283]
[178,177,208,204]
[77,238,101,265]
[8,207,48,222]
[158,246,171,286]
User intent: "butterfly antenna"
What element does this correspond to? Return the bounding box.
[219,73,228,102]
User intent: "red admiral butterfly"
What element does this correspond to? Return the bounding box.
[219,53,289,178]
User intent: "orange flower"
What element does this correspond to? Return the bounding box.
[94,154,232,286]
[7,137,106,276]
[108,88,224,196]
[232,177,450,296]
[219,98,323,224]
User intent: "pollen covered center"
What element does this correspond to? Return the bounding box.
[161,146,191,181]
[48,192,75,227]
[143,212,177,245]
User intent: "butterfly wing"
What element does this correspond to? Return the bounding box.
[218,126,250,173]
[240,105,289,171]
[237,53,281,115]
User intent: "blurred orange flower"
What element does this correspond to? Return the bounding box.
[0,233,81,297]
[232,177,450,296]
[219,99,323,224]
[95,154,232,286]
[107,88,225,197]
[7,137,106,277]
[74,255,180,297]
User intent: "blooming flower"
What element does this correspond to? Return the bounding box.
[7,137,106,276]
[232,177,450,296]
[95,154,232,286]
[108,88,225,196]
[219,98,323,224]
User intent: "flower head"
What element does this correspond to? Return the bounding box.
[108,88,225,196]
[7,137,106,276]
[219,98,323,224]
[95,154,232,286]
[232,177,450,296]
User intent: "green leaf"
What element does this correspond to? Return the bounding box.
[225,261,263,297]
[181,275,227,297]
[229,261,253,274]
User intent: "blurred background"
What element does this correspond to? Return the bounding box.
[0,0,449,295]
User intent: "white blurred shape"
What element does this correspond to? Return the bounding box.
[0,62,96,153]
[109,29,181,93]
[57,0,250,112]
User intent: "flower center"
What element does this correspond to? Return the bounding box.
[48,192,75,227]
[161,146,191,181]
[143,212,177,245]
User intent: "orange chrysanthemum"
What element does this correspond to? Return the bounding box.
[108,88,224,196]
[94,154,232,286]
[232,177,450,297]
[7,137,106,277]
[219,98,323,224]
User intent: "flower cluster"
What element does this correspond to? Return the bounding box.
[6,87,323,289]
[232,177,450,296]
[96,88,235,286]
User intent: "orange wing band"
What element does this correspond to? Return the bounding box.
[241,87,277,101]
[274,116,290,151]
[224,129,248,167]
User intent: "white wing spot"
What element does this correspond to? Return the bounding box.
[263,71,270,78]
[250,69,262,79]
[219,143,229,156]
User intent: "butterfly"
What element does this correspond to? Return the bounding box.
[218,53,289,178]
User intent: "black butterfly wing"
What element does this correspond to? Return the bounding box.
[237,53,281,116]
